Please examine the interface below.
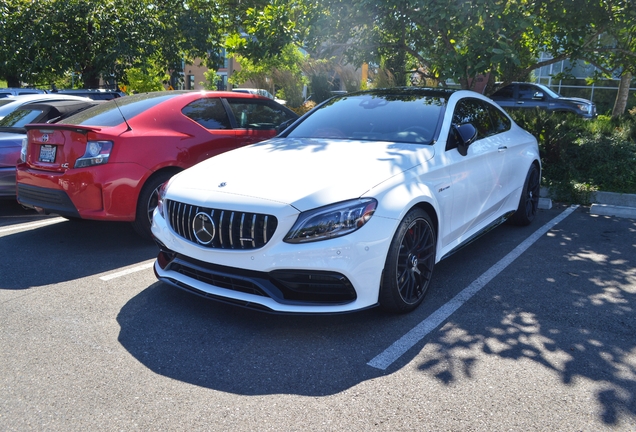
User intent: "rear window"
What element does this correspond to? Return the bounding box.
[61,92,187,127]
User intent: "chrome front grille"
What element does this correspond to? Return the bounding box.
[165,200,278,249]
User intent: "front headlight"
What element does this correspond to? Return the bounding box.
[284,198,377,244]
[74,140,113,168]
[577,104,591,113]
[156,180,170,218]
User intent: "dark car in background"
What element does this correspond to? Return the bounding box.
[0,98,100,198]
[490,82,597,118]
[0,88,47,98]
[16,91,298,238]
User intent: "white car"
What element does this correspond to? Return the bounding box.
[0,93,92,120]
[152,88,541,314]
[232,88,286,105]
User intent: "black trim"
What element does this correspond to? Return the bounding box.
[17,183,80,218]
[155,249,357,306]
[440,211,515,260]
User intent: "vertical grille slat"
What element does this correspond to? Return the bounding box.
[250,214,257,248]
[219,210,225,248]
[229,211,235,248]
[239,213,246,248]
[165,200,278,250]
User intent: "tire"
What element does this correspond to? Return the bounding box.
[379,208,436,313]
[131,171,177,239]
[508,164,540,226]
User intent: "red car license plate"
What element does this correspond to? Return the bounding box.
[39,144,56,163]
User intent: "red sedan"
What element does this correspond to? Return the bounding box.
[16,91,298,238]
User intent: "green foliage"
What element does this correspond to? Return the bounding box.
[125,67,168,93]
[0,0,233,89]
[310,74,332,104]
[202,70,222,91]
[510,110,636,203]
[228,43,307,107]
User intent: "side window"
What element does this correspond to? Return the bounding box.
[492,85,514,99]
[518,85,538,100]
[451,98,493,139]
[182,98,231,129]
[226,98,295,130]
[487,103,511,134]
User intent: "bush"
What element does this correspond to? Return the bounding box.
[509,110,636,203]
[288,100,316,116]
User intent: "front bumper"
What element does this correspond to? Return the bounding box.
[151,205,400,313]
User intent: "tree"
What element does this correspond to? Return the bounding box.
[0,0,237,89]
[578,1,636,116]
[282,0,629,96]
[0,0,52,87]
[227,43,308,107]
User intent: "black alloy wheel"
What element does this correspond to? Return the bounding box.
[509,164,540,226]
[380,208,436,313]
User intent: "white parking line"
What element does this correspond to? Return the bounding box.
[99,260,156,281]
[367,205,579,371]
[0,217,65,234]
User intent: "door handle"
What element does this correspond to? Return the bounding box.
[498,146,508,152]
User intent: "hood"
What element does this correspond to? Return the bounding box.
[167,137,435,212]
[557,96,594,105]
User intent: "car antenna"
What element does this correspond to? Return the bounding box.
[113,98,132,131]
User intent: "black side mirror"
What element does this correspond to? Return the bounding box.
[453,123,478,156]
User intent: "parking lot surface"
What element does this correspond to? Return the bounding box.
[1,198,635,431]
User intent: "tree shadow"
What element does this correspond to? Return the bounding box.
[115,209,635,424]
[412,213,636,425]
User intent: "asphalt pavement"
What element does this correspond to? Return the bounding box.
[0,198,635,431]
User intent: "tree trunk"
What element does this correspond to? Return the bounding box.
[612,72,632,117]
[6,75,21,88]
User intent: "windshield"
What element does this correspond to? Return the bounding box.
[0,100,20,118]
[286,92,446,144]
[60,91,189,127]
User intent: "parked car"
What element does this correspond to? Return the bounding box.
[0,88,47,98]
[490,82,597,118]
[0,99,101,198]
[16,91,298,238]
[53,89,125,100]
[232,88,286,105]
[0,93,93,120]
[151,88,541,314]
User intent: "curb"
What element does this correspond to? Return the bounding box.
[589,191,636,219]
[540,188,636,219]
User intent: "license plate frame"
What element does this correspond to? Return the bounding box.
[39,144,56,163]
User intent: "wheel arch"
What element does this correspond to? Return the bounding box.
[411,201,439,242]
[136,166,183,207]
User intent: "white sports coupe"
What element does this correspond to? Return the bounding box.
[151,88,541,314]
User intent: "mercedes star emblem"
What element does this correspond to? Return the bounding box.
[192,212,216,245]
